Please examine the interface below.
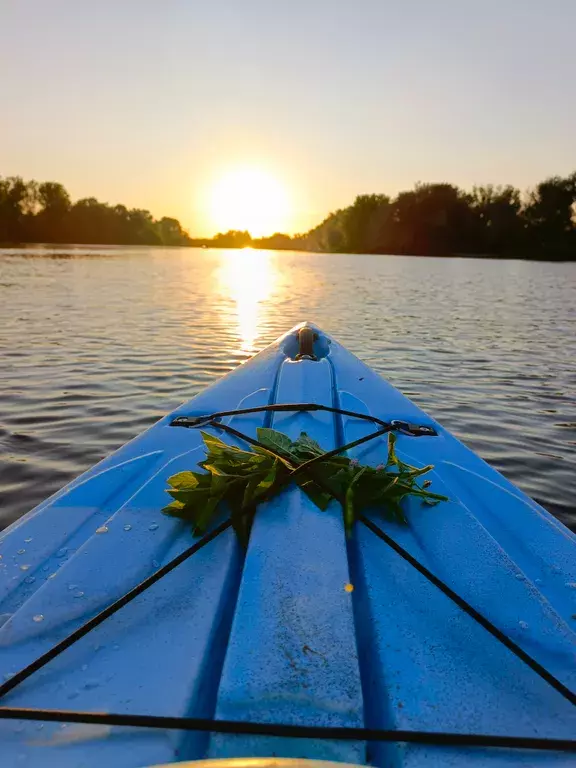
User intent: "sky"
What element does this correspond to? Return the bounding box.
[1,0,575,236]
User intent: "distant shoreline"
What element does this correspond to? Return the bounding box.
[2,171,575,261]
[1,242,574,263]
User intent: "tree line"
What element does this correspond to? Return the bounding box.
[2,172,575,258]
[299,173,576,260]
[0,176,191,246]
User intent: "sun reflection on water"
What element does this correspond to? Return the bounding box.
[217,249,277,355]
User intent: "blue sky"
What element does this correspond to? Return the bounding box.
[1,0,575,235]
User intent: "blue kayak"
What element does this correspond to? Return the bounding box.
[0,323,574,768]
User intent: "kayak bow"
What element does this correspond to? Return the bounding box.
[0,323,574,767]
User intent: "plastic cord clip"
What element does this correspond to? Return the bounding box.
[171,415,221,429]
[390,420,437,437]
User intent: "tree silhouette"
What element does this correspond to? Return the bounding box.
[523,175,576,259]
[211,230,252,248]
[0,176,192,246]
[303,174,576,260]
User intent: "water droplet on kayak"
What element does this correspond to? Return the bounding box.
[68,584,78,591]
[36,723,44,730]
[515,573,524,580]
[113,644,120,651]
[73,590,85,598]
[519,621,529,629]
[60,723,68,730]
[95,526,108,534]
[42,564,50,571]
[4,671,15,680]
[123,524,132,531]
[56,548,68,558]
[152,560,159,568]
[565,582,576,589]
[84,679,99,689]
[48,573,57,579]
[19,564,30,571]
[24,576,35,584]
[148,523,159,531]
[81,664,88,671]
[32,614,44,622]
[17,549,25,555]
[24,537,32,543]
[535,578,542,584]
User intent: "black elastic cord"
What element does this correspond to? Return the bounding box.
[172,402,391,430]
[359,515,576,707]
[0,520,232,699]
[0,707,573,752]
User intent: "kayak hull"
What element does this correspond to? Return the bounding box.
[0,323,574,767]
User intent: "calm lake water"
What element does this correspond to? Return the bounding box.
[0,245,575,531]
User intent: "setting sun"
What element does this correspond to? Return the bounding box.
[208,168,291,237]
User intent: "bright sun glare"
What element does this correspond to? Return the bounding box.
[209,168,290,237]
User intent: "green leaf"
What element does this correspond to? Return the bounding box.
[308,461,350,495]
[193,494,222,534]
[226,486,250,544]
[200,430,232,454]
[255,462,279,496]
[167,486,210,503]
[344,484,355,534]
[201,453,269,476]
[202,464,245,478]
[349,466,367,488]
[210,472,230,496]
[256,428,296,458]
[385,432,398,468]
[242,474,263,509]
[403,464,434,480]
[292,432,324,458]
[162,499,185,515]
[298,479,333,511]
[167,471,200,491]
[354,474,397,509]
[341,466,368,533]
[419,490,449,502]
[386,497,408,523]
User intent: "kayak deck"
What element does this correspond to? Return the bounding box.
[0,323,574,767]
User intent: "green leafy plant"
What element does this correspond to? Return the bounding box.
[163,428,447,543]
